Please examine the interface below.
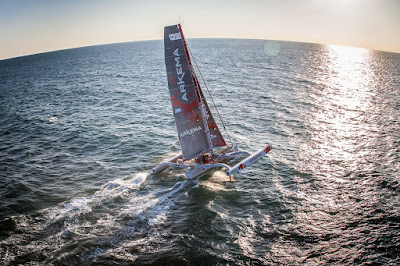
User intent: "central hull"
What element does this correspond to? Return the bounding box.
[184,165,215,180]
[152,145,239,179]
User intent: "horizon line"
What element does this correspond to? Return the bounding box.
[1,37,399,61]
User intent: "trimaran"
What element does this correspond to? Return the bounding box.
[152,24,272,180]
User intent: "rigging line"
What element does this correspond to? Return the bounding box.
[186,45,233,147]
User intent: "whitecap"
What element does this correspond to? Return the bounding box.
[62,197,89,211]
[131,172,148,187]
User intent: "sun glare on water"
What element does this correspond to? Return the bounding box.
[325,44,372,111]
[284,42,391,263]
[298,44,376,176]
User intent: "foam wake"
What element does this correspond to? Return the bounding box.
[0,172,195,265]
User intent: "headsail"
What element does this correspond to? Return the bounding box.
[164,24,211,160]
[196,84,226,148]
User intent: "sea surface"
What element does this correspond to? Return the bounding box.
[1,39,399,265]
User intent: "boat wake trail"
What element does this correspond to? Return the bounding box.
[0,172,194,265]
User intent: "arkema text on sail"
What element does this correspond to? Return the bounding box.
[173,48,188,102]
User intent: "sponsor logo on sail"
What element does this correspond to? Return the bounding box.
[180,126,202,138]
[173,48,188,101]
[169,33,182,41]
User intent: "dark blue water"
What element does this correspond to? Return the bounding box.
[1,39,399,265]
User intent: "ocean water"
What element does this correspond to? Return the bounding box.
[0,39,399,265]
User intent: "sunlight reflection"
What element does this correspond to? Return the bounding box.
[325,45,372,112]
[306,44,376,165]
[292,45,380,245]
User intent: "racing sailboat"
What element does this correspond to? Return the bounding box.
[152,24,272,179]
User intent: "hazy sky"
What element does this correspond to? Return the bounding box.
[1,0,399,60]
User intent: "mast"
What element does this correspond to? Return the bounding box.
[177,24,215,156]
